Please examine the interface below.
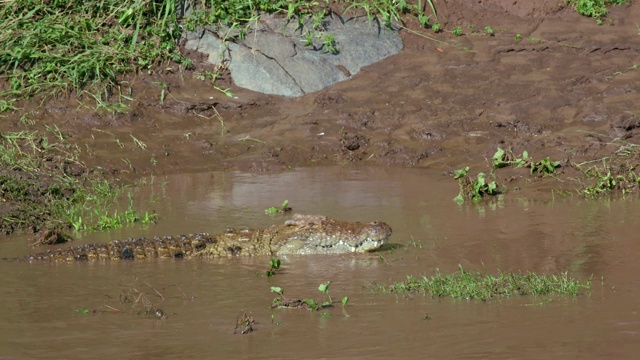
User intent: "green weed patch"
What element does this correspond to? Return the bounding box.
[367,266,591,301]
[567,0,629,19]
[0,129,154,234]
[575,160,640,197]
[453,166,499,203]
[570,0,609,17]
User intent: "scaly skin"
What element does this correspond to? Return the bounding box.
[20,214,392,261]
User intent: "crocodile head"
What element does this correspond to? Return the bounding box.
[272,214,392,255]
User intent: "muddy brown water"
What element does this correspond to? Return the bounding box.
[1,167,639,359]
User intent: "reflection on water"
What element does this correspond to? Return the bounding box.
[1,167,639,359]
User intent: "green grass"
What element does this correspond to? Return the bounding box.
[367,266,591,301]
[576,160,640,197]
[567,0,630,18]
[570,135,640,197]
[0,129,155,234]
[0,0,188,106]
[0,0,441,109]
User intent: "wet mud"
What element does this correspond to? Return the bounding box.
[2,1,639,179]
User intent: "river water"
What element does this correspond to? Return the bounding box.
[1,167,639,359]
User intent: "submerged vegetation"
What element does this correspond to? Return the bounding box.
[368,266,591,301]
[271,281,349,313]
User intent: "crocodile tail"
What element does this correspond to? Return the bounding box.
[15,233,216,261]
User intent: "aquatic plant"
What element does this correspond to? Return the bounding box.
[367,266,591,301]
[492,148,561,175]
[453,166,499,203]
[271,282,348,312]
[266,257,282,277]
[265,200,292,215]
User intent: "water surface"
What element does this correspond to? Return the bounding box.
[1,167,638,359]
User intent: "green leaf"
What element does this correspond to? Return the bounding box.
[270,286,283,295]
[493,148,506,168]
[487,181,497,193]
[302,298,318,311]
[318,281,331,294]
[265,206,278,214]
[453,166,470,179]
[74,308,90,315]
[269,258,281,270]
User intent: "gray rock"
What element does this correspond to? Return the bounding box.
[183,14,403,97]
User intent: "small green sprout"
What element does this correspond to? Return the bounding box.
[266,258,282,277]
[265,200,292,215]
[318,281,332,307]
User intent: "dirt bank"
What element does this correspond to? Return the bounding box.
[2,0,639,233]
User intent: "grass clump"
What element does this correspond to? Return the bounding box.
[368,266,591,301]
[571,135,640,197]
[0,0,188,106]
[567,0,629,18]
[575,160,640,197]
[0,129,155,234]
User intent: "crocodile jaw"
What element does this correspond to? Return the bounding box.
[270,216,392,255]
[275,235,389,255]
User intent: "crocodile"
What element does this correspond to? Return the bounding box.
[17,214,392,262]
